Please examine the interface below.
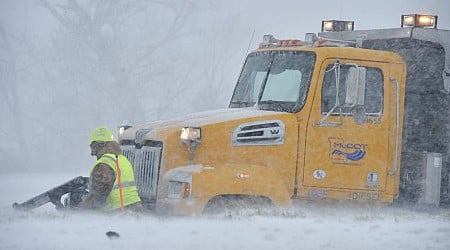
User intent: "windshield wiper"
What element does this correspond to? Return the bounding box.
[230,101,253,107]
[259,100,288,111]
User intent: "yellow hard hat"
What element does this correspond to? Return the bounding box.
[90,126,114,142]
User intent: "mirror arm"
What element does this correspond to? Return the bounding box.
[314,61,343,127]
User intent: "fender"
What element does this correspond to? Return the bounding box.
[157,164,292,215]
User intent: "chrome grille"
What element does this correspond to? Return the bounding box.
[121,143,163,203]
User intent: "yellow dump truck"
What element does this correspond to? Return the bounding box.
[119,14,450,214]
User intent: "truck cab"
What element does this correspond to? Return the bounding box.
[119,14,449,215]
[318,15,450,205]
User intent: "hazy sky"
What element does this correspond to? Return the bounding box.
[1,0,449,44]
[1,0,450,173]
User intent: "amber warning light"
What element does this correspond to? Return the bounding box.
[401,14,437,28]
[321,20,354,32]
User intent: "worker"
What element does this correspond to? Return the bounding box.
[77,126,145,212]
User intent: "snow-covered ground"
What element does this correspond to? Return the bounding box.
[1,173,449,250]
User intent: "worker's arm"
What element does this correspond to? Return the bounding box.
[77,163,115,209]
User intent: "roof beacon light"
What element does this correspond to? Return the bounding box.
[277,39,301,46]
[304,33,317,44]
[259,34,278,47]
[321,20,354,32]
[401,14,437,28]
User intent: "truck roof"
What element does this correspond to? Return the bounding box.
[253,45,405,65]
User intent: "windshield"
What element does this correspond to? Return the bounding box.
[229,50,315,113]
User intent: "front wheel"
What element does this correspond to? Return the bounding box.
[203,195,273,217]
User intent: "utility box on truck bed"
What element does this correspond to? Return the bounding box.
[419,152,442,206]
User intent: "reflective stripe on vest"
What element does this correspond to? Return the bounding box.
[90,153,141,211]
[113,181,136,189]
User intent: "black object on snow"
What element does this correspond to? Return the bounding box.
[106,231,120,239]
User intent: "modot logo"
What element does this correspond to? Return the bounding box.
[329,137,367,161]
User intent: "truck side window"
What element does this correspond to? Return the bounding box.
[321,64,383,115]
[365,68,383,114]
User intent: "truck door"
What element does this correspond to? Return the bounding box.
[303,59,390,192]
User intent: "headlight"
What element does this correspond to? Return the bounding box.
[167,181,191,199]
[180,127,202,164]
[180,127,201,141]
[118,124,133,135]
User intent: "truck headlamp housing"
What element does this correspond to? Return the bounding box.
[180,127,201,141]
[180,127,201,165]
[401,14,437,29]
[118,124,133,135]
[321,20,354,32]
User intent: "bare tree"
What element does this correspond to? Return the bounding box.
[37,0,202,122]
[0,24,32,170]
[1,0,246,172]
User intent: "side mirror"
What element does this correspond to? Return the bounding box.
[345,66,366,107]
[352,105,367,125]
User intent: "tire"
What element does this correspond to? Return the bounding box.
[203,195,273,216]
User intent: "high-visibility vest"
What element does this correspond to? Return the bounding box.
[90,153,141,211]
